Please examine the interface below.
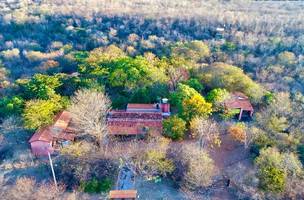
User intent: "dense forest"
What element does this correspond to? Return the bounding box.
[0,1,303,200]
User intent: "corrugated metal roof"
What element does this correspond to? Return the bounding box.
[53,111,71,130]
[29,110,75,143]
[109,111,163,120]
[108,125,141,135]
[225,92,254,111]
[109,190,137,199]
[127,103,156,110]
[29,126,53,143]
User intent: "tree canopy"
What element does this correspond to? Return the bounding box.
[17,74,62,100]
[199,62,265,103]
[171,83,212,122]
[23,97,64,130]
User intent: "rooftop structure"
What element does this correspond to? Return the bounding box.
[224,92,254,120]
[109,190,137,200]
[107,99,170,136]
[29,111,76,156]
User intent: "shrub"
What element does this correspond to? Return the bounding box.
[79,178,112,193]
[221,41,237,52]
[263,91,275,105]
[255,147,287,193]
[228,123,246,143]
[250,133,276,157]
[143,150,175,176]
[163,116,186,140]
[258,166,286,193]
[0,96,24,118]
[220,108,240,120]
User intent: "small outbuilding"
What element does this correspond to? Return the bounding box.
[29,111,76,156]
[109,190,137,200]
[224,92,254,120]
[29,126,54,156]
[107,99,170,136]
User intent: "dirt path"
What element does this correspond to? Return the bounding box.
[207,133,252,200]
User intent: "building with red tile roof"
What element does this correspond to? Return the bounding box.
[224,92,254,120]
[107,99,170,136]
[29,111,76,156]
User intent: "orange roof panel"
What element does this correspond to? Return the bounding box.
[127,103,156,110]
[225,92,253,111]
[29,126,53,143]
[53,111,71,130]
[108,125,140,135]
[29,111,75,143]
[109,190,137,199]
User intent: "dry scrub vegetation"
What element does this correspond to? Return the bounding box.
[2,0,304,36]
[0,1,304,200]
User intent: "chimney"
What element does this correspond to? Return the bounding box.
[161,98,170,116]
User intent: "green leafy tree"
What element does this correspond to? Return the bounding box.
[255,147,287,193]
[107,56,166,91]
[130,84,169,103]
[181,94,212,122]
[23,97,65,130]
[170,83,199,107]
[78,45,127,79]
[199,62,265,103]
[171,84,212,122]
[0,96,24,118]
[18,74,62,100]
[183,78,204,92]
[163,116,186,140]
[73,51,89,63]
[206,88,230,111]
[156,56,190,90]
